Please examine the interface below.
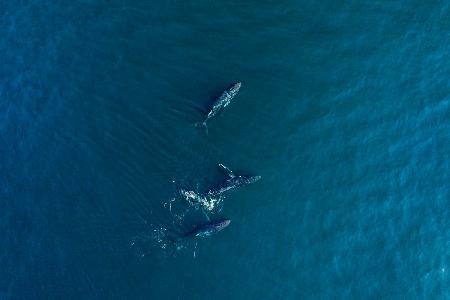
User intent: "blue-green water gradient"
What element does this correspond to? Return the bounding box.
[1,0,449,299]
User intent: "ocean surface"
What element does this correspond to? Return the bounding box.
[1,0,450,299]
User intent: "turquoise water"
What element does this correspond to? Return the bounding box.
[2,0,450,299]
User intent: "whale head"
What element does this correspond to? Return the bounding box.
[215,219,231,230]
[231,82,242,92]
[239,175,261,185]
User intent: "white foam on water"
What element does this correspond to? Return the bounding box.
[180,189,224,212]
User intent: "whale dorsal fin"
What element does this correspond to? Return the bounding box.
[218,164,235,178]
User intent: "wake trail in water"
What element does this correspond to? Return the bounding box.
[179,189,223,213]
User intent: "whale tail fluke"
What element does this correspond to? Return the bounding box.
[166,234,186,253]
[194,121,208,135]
[168,235,182,244]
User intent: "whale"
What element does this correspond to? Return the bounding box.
[208,164,261,196]
[196,82,241,132]
[184,219,231,238]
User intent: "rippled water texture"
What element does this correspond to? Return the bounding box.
[1,0,449,299]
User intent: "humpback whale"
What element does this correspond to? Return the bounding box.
[184,219,231,238]
[208,164,261,196]
[196,82,241,132]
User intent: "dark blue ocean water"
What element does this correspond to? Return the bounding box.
[2,1,450,299]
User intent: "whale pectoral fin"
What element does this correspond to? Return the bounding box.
[218,164,235,178]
